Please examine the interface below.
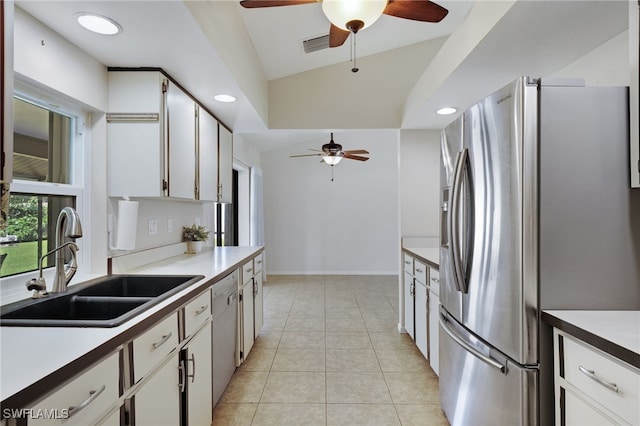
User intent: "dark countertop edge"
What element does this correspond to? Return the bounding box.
[541,311,640,369]
[401,247,439,270]
[0,249,262,411]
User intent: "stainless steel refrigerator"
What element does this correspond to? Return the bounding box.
[438,77,640,425]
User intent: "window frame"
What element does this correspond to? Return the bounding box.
[1,85,87,298]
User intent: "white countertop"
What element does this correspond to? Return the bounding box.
[0,246,262,405]
[402,246,439,268]
[543,310,640,367]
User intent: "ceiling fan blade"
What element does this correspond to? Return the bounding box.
[344,154,370,161]
[383,0,448,23]
[329,24,350,48]
[290,153,322,158]
[239,0,317,8]
[343,149,369,155]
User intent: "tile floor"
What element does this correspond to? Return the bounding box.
[212,275,449,426]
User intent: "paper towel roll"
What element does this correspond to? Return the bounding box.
[115,199,139,250]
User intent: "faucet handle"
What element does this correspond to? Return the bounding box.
[26,277,48,298]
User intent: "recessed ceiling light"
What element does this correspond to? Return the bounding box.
[76,13,122,35]
[436,107,457,115]
[214,94,236,103]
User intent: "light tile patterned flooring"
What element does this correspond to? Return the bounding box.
[212,275,449,426]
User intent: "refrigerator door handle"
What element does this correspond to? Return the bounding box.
[449,149,469,293]
[440,312,507,374]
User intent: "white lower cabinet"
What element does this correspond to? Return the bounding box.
[253,271,263,339]
[553,328,640,426]
[241,278,255,360]
[403,271,415,339]
[27,352,120,425]
[134,351,181,426]
[183,322,212,426]
[414,281,428,359]
[402,250,441,375]
[239,253,264,363]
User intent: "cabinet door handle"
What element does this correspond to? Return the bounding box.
[188,353,196,383]
[178,360,186,393]
[416,268,424,273]
[246,268,253,273]
[152,332,172,350]
[578,365,619,393]
[195,305,209,316]
[68,384,106,418]
[404,260,411,265]
[431,278,440,284]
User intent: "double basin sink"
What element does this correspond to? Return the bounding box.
[0,274,204,327]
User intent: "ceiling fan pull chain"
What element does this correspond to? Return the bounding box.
[351,32,359,73]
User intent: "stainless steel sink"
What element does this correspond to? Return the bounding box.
[0,275,204,327]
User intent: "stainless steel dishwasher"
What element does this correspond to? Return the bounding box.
[211,270,238,406]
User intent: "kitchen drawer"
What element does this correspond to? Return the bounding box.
[29,352,120,425]
[429,268,440,296]
[184,288,211,340]
[563,386,616,425]
[254,253,263,273]
[242,260,254,284]
[414,260,427,285]
[560,331,640,425]
[403,254,414,274]
[133,313,178,382]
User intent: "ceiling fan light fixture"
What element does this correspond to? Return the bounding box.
[323,153,344,165]
[321,0,387,32]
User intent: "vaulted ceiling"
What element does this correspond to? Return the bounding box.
[16,1,630,151]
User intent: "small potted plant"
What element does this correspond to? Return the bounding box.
[182,224,210,254]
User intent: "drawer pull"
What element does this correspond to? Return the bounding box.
[431,278,440,284]
[578,365,619,393]
[68,384,106,418]
[152,332,172,350]
[256,260,262,264]
[246,268,253,273]
[416,268,424,273]
[404,261,411,265]
[195,305,209,316]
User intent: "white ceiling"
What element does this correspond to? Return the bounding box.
[236,0,473,80]
[15,0,630,152]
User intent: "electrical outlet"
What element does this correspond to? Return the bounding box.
[168,219,174,233]
[148,219,158,235]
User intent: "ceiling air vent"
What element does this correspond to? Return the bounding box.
[303,34,330,54]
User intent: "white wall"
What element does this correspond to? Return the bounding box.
[399,130,441,238]
[262,130,400,275]
[551,30,629,86]
[13,6,109,275]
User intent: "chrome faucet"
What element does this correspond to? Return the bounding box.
[27,207,83,296]
[52,207,83,292]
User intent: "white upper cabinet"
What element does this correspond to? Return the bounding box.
[218,124,233,204]
[630,1,639,188]
[107,69,234,202]
[197,106,219,202]
[108,71,167,197]
[166,81,196,199]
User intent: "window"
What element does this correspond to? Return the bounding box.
[0,94,82,278]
